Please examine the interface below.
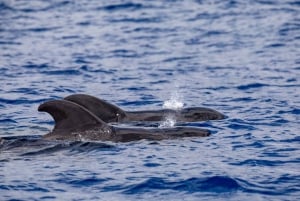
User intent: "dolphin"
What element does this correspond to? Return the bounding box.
[64,94,225,123]
[38,99,210,142]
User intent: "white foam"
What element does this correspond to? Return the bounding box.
[162,92,184,110]
[160,92,185,128]
[159,115,176,128]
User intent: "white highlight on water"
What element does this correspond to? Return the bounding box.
[159,114,176,128]
[159,91,184,128]
[162,91,184,110]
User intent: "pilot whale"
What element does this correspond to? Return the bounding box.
[38,99,210,142]
[64,94,225,123]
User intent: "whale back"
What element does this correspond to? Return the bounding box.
[64,94,126,123]
[38,99,211,142]
[179,107,225,121]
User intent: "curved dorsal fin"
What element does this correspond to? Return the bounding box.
[64,94,126,122]
[38,99,106,131]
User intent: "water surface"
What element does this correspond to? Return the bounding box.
[0,0,300,200]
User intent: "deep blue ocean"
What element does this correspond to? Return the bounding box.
[1,0,300,200]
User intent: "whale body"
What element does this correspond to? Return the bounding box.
[38,99,210,142]
[64,94,225,123]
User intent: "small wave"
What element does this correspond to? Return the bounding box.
[110,49,138,58]
[108,16,162,23]
[1,1,70,13]
[236,177,298,196]
[123,176,240,194]
[279,21,300,36]
[0,136,115,156]
[0,41,22,45]
[0,119,17,124]
[121,100,161,106]
[0,98,49,105]
[0,135,42,150]
[278,108,300,115]
[264,43,285,48]
[61,177,108,187]
[230,159,282,167]
[23,63,49,69]
[0,2,14,12]
[1,27,60,34]
[227,120,257,130]
[99,3,144,11]
[163,56,194,63]
[41,69,81,76]
[237,83,269,90]
[22,141,115,156]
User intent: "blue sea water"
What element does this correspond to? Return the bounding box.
[0,0,300,200]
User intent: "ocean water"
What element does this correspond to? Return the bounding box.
[0,0,300,200]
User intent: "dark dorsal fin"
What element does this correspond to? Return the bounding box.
[64,94,126,123]
[38,100,106,131]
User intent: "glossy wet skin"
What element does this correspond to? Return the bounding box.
[64,94,225,123]
[38,99,210,142]
[127,107,225,122]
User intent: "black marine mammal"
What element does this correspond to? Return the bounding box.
[38,99,210,142]
[64,94,225,123]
